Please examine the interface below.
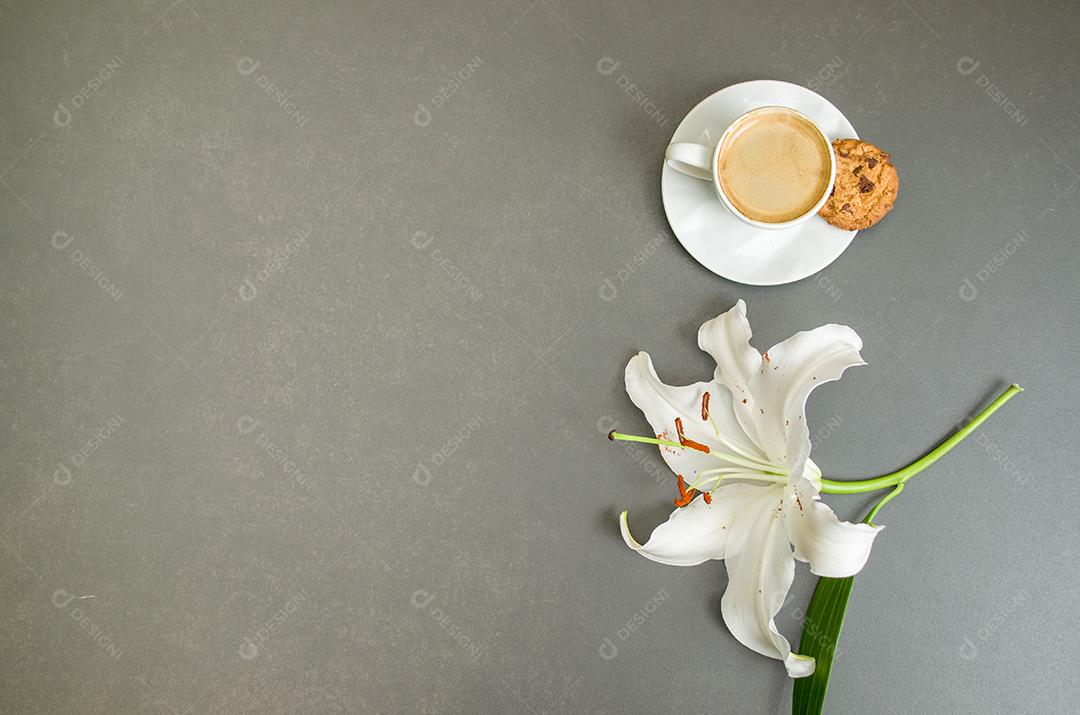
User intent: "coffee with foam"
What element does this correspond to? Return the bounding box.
[717,107,833,224]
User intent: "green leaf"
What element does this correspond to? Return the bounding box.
[791,575,855,715]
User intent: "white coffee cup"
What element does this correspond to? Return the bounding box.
[665,105,836,230]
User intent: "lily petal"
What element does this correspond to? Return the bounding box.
[698,299,761,394]
[785,653,816,678]
[786,478,882,578]
[744,324,865,477]
[801,456,823,492]
[620,485,772,566]
[625,352,767,480]
[720,488,810,676]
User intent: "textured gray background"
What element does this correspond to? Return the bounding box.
[1,0,1077,712]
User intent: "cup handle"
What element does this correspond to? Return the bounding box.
[665,142,714,181]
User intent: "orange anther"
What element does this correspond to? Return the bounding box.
[674,474,698,508]
[674,417,710,454]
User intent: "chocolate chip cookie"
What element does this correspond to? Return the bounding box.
[819,138,898,230]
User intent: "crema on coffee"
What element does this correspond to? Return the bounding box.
[717,107,833,224]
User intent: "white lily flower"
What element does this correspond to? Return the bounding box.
[617,300,882,677]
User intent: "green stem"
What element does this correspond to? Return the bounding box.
[862,483,903,525]
[819,384,1023,495]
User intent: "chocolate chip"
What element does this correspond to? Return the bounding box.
[858,175,875,193]
[840,203,852,213]
[852,165,863,175]
[838,149,849,158]
[867,157,878,168]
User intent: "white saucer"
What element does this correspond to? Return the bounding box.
[661,80,858,286]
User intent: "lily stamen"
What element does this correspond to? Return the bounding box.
[711,424,772,465]
[691,470,788,492]
[608,430,780,473]
[608,430,707,453]
[675,417,711,453]
[674,474,697,507]
[703,391,723,439]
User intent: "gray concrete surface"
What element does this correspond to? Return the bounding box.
[1,0,1077,712]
